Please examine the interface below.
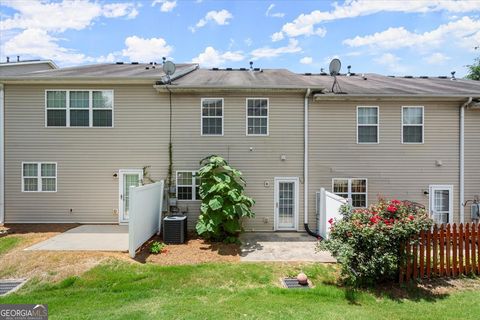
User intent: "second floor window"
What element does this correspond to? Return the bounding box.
[357,106,379,143]
[46,90,113,128]
[201,98,223,136]
[246,98,269,135]
[402,106,424,143]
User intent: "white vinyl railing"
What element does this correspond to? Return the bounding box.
[128,181,164,258]
[316,187,348,239]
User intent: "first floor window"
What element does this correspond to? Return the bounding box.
[332,178,367,208]
[176,171,200,200]
[357,106,379,143]
[246,98,269,135]
[22,162,57,192]
[46,90,113,127]
[402,106,424,143]
[201,98,223,135]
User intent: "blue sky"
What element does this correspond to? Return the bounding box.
[1,0,479,76]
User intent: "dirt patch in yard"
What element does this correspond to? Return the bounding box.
[0,225,240,282]
[134,233,241,265]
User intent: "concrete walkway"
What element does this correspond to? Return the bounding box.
[240,232,336,262]
[25,225,128,251]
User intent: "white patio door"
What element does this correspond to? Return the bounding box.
[429,185,453,225]
[274,177,299,230]
[118,169,143,224]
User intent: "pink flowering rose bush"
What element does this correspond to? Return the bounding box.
[318,199,432,286]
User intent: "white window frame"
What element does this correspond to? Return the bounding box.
[429,185,454,225]
[45,89,114,128]
[176,170,200,201]
[200,98,224,136]
[401,106,424,144]
[246,98,269,136]
[356,106,379,144]
[21,162,57,193]
[332,178,368,208]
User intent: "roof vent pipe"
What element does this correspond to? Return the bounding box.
[451,71,456,80]
[17,56,20,62]
[249,61,253,70]
[347,65,351,76]
[6,57,9,63]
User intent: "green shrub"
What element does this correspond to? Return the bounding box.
[195,155,255,243]
[318,199,432,286]
[150,241,167,254]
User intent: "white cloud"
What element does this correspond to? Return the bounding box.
[103,3,139,19]
[424,52,451,64]
[343,16,480,51]
[151,0,177,12]
[273,0,480,39]
[374,53,407,74]
[250,39,301,60]
[121,36,173,62]
[300,56,313,64]
[244,38,253,47]
[191,46,244,68]
[2,28,89,65]
[266,4,285,18]
[191,9,233,32]
[0,0,139,32]
[271,31,284,42]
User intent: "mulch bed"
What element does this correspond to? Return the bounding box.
[134,232,241,265]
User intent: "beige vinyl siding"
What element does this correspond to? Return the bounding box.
[171,93,305,231]
[465,108,480,221]
[308,100,461,227]
[5,84,170,223]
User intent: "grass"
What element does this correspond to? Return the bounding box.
[0,236,22,254]
[0,261,479,319]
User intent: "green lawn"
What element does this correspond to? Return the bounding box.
[0,262,479,320]
[0,236,22,254]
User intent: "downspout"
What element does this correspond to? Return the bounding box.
[303,88,320,238]
[460,97,472,224]
[0,84,4,225]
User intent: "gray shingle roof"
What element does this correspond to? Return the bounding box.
[1,63,198,80]
[168,68,315,89]
[300,73,480,96]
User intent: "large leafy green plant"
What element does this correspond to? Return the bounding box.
[318,199,432,286]
[195,155,255,243]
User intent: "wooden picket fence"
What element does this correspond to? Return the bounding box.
[399,223,480,283]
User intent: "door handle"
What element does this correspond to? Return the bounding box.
[120,194,123,200]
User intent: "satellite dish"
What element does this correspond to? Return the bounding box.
[163,60,176,76]
[329,58,341,75]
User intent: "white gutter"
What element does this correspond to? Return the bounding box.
[460,97,472,224]
[0,84,4,225]
[304,88,311,226]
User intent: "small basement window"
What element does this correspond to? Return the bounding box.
[176,171,200,200]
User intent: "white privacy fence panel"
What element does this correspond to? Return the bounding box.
[316,187,348,239]
[128,181,164,258]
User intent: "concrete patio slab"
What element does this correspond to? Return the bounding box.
[25,225,128,251]
[240,232,336,262]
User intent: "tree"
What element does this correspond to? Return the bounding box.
[195,155,255,243]
[465,55,480,81]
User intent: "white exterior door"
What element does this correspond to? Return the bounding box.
[429,185,453,225]
[119,169,143,224]
[274,177,299,231]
